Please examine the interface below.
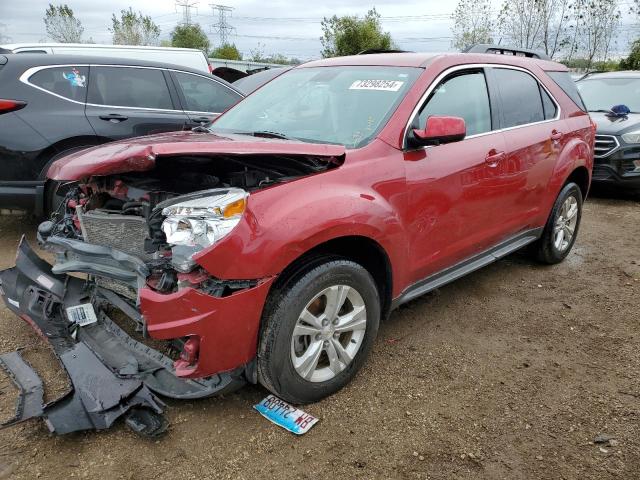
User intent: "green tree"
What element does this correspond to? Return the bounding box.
[44,4,83,43]
[211,43,242,60]
[110,8,160,46]
[320,8,393,58]
[451,0,494,50]
[171,24,210,51]
[619,39,640,70]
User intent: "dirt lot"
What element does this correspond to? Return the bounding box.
[0,192,638,480]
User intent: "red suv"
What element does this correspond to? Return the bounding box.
[0,51,594,435]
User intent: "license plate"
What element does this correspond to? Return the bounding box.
[66,303,98,326]
[253,394,318,435]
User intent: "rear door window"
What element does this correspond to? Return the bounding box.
[419,70,492,136]
[493,68,544,128]
[88,66,173,110]
[29,66,89,103]
[172,71,242,113]
[541,87,558,120]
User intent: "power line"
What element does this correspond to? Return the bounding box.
[210,4,235,46]
[175,0,199,26]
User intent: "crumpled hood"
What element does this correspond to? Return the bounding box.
[48,131,346,181]
[590,112,640,136]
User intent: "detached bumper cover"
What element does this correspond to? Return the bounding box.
[0,239,247,435]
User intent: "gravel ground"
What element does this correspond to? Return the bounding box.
[0,192,638,480]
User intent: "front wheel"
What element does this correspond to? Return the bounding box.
[533,182,583,264]
[258,259,380,404]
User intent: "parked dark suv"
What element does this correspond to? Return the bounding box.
[576,71,640,190]
[0,54,243,215]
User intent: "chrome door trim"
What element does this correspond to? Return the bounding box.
[402,63,562,149]
[19,64,240,115]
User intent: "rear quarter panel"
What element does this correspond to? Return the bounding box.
[545,116,594,206]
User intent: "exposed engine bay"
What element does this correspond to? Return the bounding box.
[40,153,336,298]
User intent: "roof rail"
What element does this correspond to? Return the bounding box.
[463,44,550,60]
[357,49,412,55]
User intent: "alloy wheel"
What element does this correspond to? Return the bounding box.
[553,195,579,252]
[290,285,367,383]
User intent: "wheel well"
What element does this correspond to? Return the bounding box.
[271,236,393,321]
[565,166,590,199]
[36,136,111,180]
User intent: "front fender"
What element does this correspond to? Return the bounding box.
[193,174,409,293]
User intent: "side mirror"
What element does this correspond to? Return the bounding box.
[410,115,466,147]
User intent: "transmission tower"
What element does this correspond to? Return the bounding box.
[176,0,198,26]
[210,4,235,46]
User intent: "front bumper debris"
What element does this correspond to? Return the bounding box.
[0,238,246,435]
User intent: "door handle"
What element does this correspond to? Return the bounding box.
[551,129,564,141]
[99,113,128,123]
[485,149,506,167]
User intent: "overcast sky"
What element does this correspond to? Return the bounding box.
[0,0,636,60]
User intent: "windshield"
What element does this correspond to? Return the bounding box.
[212,66,421,148]
[576,77,640,113]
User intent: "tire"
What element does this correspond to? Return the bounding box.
[43,145,95,216]
[258,259,380,404]
[533,182,583,264]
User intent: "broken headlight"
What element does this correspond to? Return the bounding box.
[161,188,248,272]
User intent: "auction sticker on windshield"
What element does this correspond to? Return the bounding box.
[349,80,404,91]
[254,395,319,435]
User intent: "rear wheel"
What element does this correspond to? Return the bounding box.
[533,182,583,264]
[258,259,380,404]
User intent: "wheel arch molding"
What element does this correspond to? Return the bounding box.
[546,137,593,207]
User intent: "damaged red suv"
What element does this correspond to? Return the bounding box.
[0,50,594,436]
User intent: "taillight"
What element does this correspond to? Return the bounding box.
[0,99,27,114]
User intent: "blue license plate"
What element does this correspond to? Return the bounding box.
[254,395,318,435]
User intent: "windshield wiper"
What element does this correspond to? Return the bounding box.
[590,109,639,114]
[251,131,294,140]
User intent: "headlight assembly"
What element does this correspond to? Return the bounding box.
[161,188,248,271]
[622,130,640,144]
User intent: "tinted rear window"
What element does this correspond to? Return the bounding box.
[88,66,173,110]
[548,71,586,111]
[493,68,544,128]
[29,66,88,102]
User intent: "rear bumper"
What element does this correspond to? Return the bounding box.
[0,239,248,434]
